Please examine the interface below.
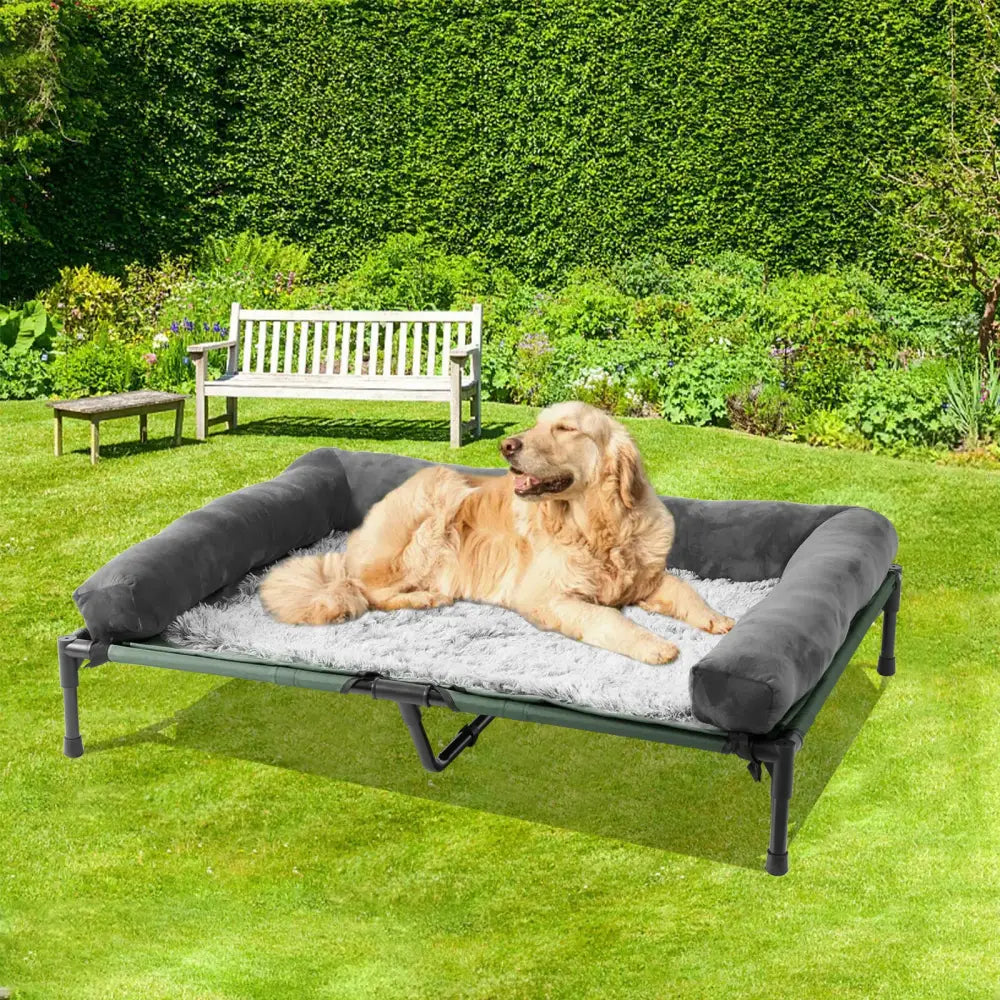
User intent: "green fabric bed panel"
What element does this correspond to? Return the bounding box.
[72,447,898,734]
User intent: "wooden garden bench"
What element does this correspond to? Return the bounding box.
[188,303,483,447]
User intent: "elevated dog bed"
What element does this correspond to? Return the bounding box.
[59,447,901,875]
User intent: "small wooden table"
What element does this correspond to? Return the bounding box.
[48,391,186,465]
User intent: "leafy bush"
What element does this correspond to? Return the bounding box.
[335,233,488,310]
[536,275,633,341]
[49,340,144,398]
[0,300,57,354]
[657,343,760,427]
[0,345,51,400]
[121,254,192,343]
[195,231,311,285]
[726,381,804,437]
[43,265,124,344]
[843,361,957,450]
[755,270,889,410]
[796,409,869,450]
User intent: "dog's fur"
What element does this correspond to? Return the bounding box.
[260,402,733,664]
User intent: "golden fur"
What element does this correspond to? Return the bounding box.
[260,402,733,664]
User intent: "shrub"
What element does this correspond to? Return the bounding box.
[195,231,311,285]
[0,345,52,400]
[944,355,1000,448]
[537,274,633,341]
[335,233,488,310]
[843,361,957,450]
[43,265,124,344]
[0,300,57,354]
[657,343,760,427]
[797,409,869,450]
[755,270,889,410]
[726,382,804,437]
[49,340,144,398]
[120,254,192,343]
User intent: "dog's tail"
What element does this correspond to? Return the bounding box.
[259,552,369,625]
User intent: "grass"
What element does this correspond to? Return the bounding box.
[1,396,999,1000]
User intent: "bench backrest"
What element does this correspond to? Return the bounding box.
[229,303,482,379]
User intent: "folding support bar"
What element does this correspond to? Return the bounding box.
[397,703,495,772]
[342,673,457,709]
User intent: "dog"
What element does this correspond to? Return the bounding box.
[260,401,734,664]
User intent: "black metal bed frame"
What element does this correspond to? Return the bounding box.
[58,566,901,876]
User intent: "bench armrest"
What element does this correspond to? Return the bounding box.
[188,339,238,354]
[448,346,479,362]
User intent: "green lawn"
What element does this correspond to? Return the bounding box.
[2,397,998,1000]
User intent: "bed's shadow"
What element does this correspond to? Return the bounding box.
[230,416,510,443]
[94,663,888,872]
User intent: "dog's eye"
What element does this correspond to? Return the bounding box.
[554,424,576,433]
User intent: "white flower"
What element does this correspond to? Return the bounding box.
[153,332,170,348]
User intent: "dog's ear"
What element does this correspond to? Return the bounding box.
[608,431,644,510]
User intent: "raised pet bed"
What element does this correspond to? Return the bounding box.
[59,447,901,876]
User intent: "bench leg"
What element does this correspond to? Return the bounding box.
[89,421,100,465]
[878,566,901,677]
[449,359,463,448]
[472,382,482,440]
[173,403,184,446]
[226,396,238,431]
[139,413,148,444]
[58,636,84,758]
[192,351,209,440]
[53,413,63,457]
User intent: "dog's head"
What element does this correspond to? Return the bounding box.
[499,401,646,507]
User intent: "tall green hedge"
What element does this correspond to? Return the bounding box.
[5,0,966,295]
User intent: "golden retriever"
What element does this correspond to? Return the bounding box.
[260,402,734,664]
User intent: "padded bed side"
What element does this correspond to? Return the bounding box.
[689,506,899,734]
[73,449,353,642]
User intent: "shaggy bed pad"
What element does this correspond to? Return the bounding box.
[165,531,777,724]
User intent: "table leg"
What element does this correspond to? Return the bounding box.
[54,413,63,457]
[90,421,100,465]
[139,412,148,444]
[173,403,184,446]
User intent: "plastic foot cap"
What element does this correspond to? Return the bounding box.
[766,850,789,876]
[63,736,84,758]
[877,656,896,677]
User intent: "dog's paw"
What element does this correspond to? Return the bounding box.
[426,592,454,608]
[633,635,680,665]
[703,613,735,635]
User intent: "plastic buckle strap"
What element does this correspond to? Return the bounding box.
[724,732,763,782]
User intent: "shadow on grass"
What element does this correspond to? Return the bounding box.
[92,661,887,872]
[230,416,511,443]
[65,436,202,461]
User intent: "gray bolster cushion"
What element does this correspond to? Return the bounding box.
[74,449,353,642]
[73,446,898,736]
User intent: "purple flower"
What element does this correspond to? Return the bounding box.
[212,322,221,333]
[170,321,179,333]
[183,319,194,332]
[183,356,191,366]
[203,322,210,332]
[667,361,675,367]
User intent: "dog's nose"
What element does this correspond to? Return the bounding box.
[500,436,523,459]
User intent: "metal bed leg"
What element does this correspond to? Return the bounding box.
[877,565,902,677]
[763,735,801,876]
[58,635,85,758]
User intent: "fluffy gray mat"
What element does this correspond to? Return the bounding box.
[165,532,777,724]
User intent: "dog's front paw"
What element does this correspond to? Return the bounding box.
[633,635,680,665]
[703,613,735,635]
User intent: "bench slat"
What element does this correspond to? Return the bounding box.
[241,320,253,373]
[412,321,422,376]
[427,321,437,377]
[382,321,392,377]
[396,321,408,376]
